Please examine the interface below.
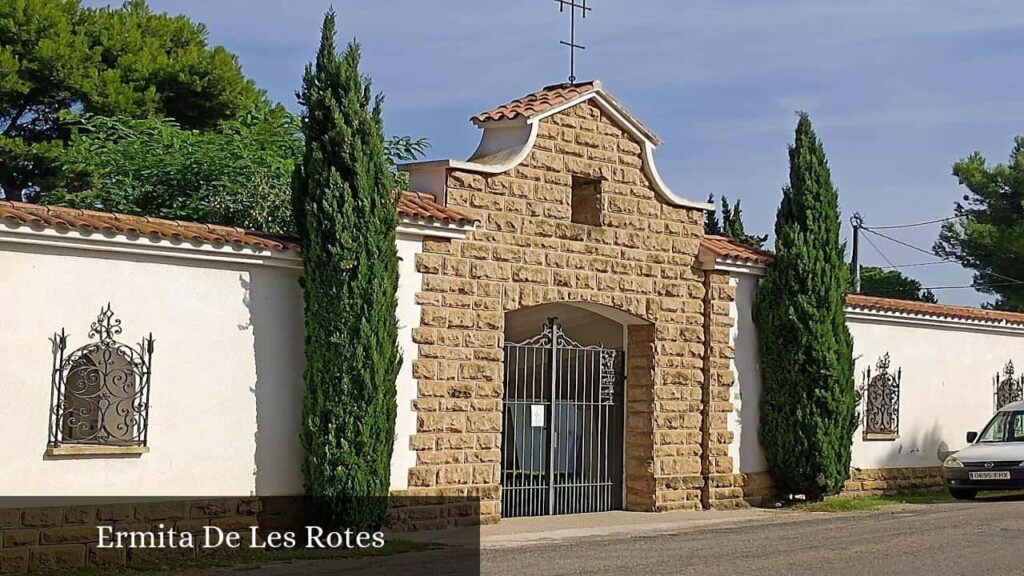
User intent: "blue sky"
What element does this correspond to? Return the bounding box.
[90,1,1024,305]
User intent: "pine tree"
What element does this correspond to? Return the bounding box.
[704,193,723,235]
[292,10,399,528]
[752,113,857,500]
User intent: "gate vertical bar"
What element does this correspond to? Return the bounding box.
[547,318,558,515]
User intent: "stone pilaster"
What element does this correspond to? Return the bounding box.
[702,271,743,509]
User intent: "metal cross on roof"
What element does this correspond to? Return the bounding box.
[556,0,591,84]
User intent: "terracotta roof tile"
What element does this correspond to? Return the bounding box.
[471,82,598,124]
[470,80,664,146]
[0,200,298,252]
[1,192,475,252]
[845,294,1024,326]
[700,235,774,265]
[397,191,475,225]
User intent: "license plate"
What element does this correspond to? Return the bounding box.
[969,471,1011,480]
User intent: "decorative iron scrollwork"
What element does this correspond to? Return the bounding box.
[994,360,1023,412]
[863,353,900,438]
[49,305,155,448]
[599,349,618,403]
[510,317,588,350]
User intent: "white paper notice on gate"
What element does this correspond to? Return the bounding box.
[531,404,545,427]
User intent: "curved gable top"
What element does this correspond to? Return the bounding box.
[401,81,712,211]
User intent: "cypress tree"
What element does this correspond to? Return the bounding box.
[752,113,857,500]
[292,10,399,527]
[721,196,768,250]
[704,193,723,235]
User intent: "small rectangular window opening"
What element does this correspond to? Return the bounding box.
[570,176,603,226]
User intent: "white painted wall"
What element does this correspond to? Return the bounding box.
[726,268,1024,473]
[726,273,767,473]
[391,232,425,490]
[845,315,1022,468]
[0,239,305,496]
[0,229,432,496]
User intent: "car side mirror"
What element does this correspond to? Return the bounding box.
[966,431,978,444]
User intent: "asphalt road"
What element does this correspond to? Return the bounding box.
[481,496,1024,576]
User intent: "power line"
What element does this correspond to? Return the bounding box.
[864,230,897,268]
[880,261,955,270]
[869,280,1024,295]
[925,281,1024,290]
[861,228,1024,286]
[861,215,963,230]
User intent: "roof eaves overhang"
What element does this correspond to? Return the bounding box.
[397,216,477,239]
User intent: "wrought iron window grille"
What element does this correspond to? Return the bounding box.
[863,353,900,440]
[48,305,155,448]
[994,360,1023,412]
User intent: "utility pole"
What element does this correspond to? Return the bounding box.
[850,213,863,293]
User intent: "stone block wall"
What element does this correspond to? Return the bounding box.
[841,467,945,497]
[725,466,947,506]
[734,472,777,506]
[394,99,708,524]
[624,323,658,511]
[0,499,260,574]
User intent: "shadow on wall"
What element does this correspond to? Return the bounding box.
[732,280,765,473]
[242,270,305,496]
[865,422,950,469]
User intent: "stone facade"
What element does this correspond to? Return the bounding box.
[395,99,708,525]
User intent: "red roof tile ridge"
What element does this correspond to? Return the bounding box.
[845,294,1024,325]
[470,81,598,124]
[0,200,297,252]
[700,235,774,265]
[397,189,477,225]
[3,195,473,251]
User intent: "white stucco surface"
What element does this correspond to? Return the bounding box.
[726,266,1024,473]
[0,220,454,498]
[0,225,438,497]
[391,232,425,490]
[0,239,305,496]
[726,274,766,474]
[845,315,1022,469]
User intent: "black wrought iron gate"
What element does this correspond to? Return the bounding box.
[501,317,624,517]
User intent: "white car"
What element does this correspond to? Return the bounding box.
[943,400,1024,499]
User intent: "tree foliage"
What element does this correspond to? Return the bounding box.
[720,196,768,249]
[43,108,426,235]
[703,193,767,250]
[292,10,399,528]
[46,107,300,233]
[752,113,857,500]
[859,266,937,303]
[704,194,723,235]
[935,137,1024,311]
[0,0,264,199]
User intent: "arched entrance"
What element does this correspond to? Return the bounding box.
[501,303,644,517]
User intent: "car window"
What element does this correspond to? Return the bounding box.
[979,411,1024,442]
[1012,413,1024,442]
